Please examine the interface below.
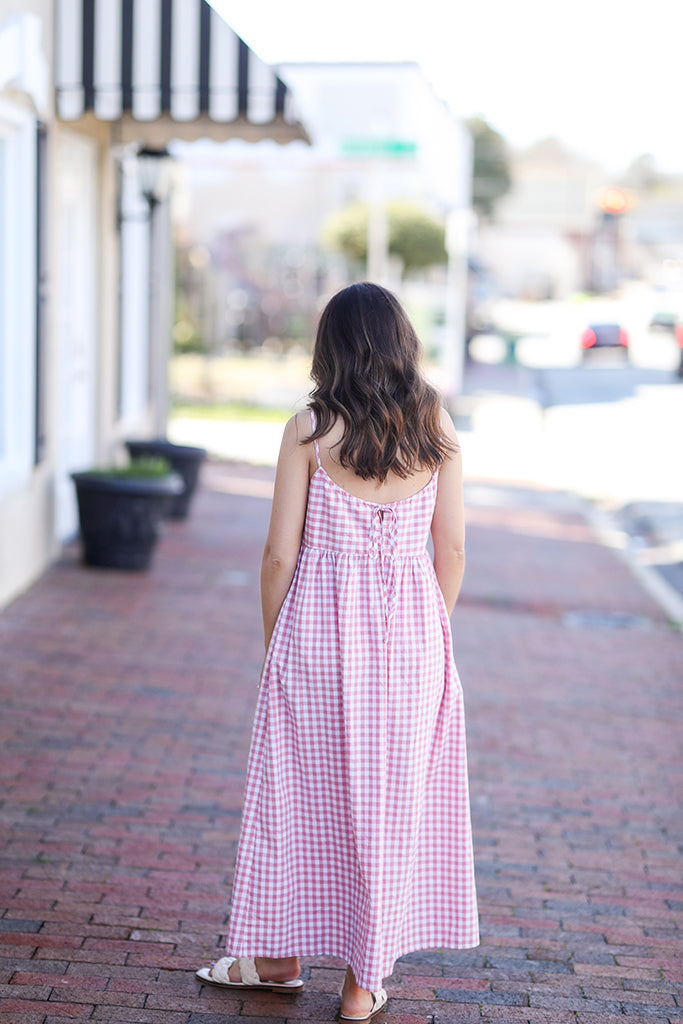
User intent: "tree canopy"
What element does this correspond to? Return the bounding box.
[323,200,447,274]
[467,116,512,219]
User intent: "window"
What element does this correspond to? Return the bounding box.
[0,99,37,495]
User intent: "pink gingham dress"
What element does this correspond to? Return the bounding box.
[226,413,479,990]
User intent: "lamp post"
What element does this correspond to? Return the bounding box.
[136,147,173,436]
[589,186,631,293]
[137,146,170,210]
[444,208,471,402]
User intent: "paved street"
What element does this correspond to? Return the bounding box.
[460,359,682,505]
[454,356,683,621]
[469,287,683,516]
[1,458,682,1023]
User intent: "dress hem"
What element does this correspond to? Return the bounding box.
[224,937,481,992]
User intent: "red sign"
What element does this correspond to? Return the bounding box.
[599,187,630,214]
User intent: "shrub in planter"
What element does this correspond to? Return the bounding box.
[71,457,184,570]
[125,439,207,519]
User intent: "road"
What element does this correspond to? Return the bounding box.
[467,286,681,501]
[462,287,683,603]
[483,283,683,374]
[461,359,681,503]
[535,363,679,503]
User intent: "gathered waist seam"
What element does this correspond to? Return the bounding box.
[301,541,426,560]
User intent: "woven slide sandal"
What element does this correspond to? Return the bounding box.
[196,955,304,992]
[339,987,388,1021]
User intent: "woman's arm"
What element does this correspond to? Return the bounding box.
[431,409,466,617]
[261,412,311,649]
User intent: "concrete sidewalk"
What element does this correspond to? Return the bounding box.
[1,460,682,1024]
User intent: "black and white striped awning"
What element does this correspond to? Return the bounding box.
[55,0,309,145]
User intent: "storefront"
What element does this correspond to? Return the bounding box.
[0,0,308,607]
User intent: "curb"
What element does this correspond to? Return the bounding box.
[587,503,683,631]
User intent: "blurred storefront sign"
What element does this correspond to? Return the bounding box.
[598,186,632,215]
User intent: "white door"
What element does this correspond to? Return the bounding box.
[54,131,98,541]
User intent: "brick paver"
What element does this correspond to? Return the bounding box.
[1,459,681,1023]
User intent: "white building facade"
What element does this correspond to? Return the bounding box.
[0,0,307,609]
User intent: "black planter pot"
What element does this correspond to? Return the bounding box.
[125,440,207,519]
[71,471,184,570]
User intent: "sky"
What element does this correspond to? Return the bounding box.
[210,0,681,176]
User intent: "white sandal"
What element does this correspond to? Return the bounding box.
[339,987,388,1021]
[196,955,304,992]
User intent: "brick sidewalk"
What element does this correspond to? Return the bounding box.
[1,460,681,1024]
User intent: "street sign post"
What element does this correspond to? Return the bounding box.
[339,139,418,286]
[341,138,418,159]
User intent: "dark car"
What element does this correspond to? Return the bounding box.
[676,324,683,378]
[649,311,678,332]
[580,323,629,361]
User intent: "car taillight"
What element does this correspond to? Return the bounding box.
[619,328,629,346]
[581,328,596,348]
[676,325,683,349]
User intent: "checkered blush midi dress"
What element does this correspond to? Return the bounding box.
[226,422,479,991]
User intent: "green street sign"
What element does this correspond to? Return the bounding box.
[341,138,418,159]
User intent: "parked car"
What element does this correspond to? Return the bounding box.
[676,324,683,378]
[651,313,683,376]
[649,311,678,332]
[580,323,629,361]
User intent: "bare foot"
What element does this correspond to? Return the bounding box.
[341,965,374,1018]
[227,955,300,983]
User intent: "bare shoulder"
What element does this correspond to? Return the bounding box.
[280,410,311,447]
[439,407,461,453]
[280,410,317,477]
[294,408,313,434]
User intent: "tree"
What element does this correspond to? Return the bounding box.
[323,200,447,274]
[620,153,659,192]
[467,116,512,219]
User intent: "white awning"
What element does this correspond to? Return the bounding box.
[55,0,309,145]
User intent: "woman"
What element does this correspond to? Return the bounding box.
[197,282,478,1020]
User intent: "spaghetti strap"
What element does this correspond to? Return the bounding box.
[309,408,321,468]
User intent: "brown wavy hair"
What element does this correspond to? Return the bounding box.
[306,282,455,481]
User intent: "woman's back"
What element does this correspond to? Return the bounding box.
[310,412,435,505]
[303,414,438,561]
